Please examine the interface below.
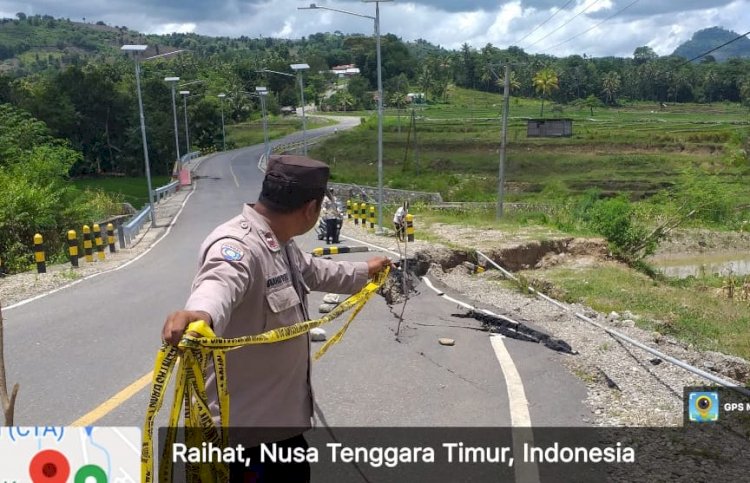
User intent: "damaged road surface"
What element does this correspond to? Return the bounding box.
[308,255,590,428]
[454,310,577,355]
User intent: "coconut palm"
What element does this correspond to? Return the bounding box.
[495,70,521,94]
[532,67,559,117]
[601,71,621,105]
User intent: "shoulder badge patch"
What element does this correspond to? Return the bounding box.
[262,231,280,252]
[221,244,244,261]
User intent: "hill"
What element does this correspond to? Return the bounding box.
[672,26,750,62]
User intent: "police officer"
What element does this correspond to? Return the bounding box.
[322,190,341,244]
[162,155,391,482]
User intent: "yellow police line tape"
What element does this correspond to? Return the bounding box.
[141,267,390,483]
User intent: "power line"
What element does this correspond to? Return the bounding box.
[513,0,575,46]
[524,0,602,50]
[544,0,641,51]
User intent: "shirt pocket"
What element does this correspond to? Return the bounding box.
[264,286,301,330]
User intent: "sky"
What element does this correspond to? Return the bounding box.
[2,0,749,58]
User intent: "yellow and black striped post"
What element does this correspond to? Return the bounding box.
[311,245,370,257]
[369,205,375,231]
[346,200,352,220]
[360,203,367,230]
[106,223,116,253]
[353,201,359,225]
[93,224,105,261]
[34,233,46,274]
[83,225,93,263]
[406,213,415,242]
[67,229,78,268]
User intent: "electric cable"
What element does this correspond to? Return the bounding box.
[524,0,602,49]
[513,0,575,46]
[544,0,641,51]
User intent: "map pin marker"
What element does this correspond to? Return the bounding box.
[29,449,70,483]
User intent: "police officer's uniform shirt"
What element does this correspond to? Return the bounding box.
[184,203,368,434]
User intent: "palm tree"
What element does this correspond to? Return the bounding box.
[704,70,719,104]
[532,67,559,117]
[495,70,520,94]
[601,71,621,105]
[337,91,355,111]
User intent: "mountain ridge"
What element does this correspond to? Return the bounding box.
[672,26,750,62]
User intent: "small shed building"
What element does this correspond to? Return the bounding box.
[527,118,573,137]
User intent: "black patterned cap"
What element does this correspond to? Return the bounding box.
[266,155,329,191]
[261,155,330,209]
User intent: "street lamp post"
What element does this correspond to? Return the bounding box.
[121,44,156,227]
[179,90,191,155]
[299,1,393,232]
[218,93,226,151]
[256,86,271,159]
[290,63,310,155]
[164,76,181,174]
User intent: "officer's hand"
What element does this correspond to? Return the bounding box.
[162,310,213,346]
[367,256,393,278]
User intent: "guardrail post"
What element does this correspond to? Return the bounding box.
[93,224,105,261]
[116,218,125,250]
[107,223,116,253]
[406,214,415,242]
[83,225,93,263]
[33,233,46,274]
[67,230,78,268]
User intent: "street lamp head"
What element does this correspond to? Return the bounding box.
[362,0,394,2]
[121,44,148,52]
[164,76,180,82]
[290,63,310,71]
[218,93,226,98]
[255,86,268,92]
[179,90,190,95]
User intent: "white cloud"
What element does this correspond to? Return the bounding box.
[3,1,750,58]
[152,22,197,35]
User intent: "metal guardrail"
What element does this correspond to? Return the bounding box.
[121,205,152,247]
[154,180,179,203]
[119,172,188,248]
[475,250,750,398]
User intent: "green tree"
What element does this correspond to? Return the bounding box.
[601,71,621,104]
[532,67,559,117]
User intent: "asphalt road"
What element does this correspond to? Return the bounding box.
[5,117,589,433]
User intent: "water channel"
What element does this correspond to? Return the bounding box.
[649,251,750,278]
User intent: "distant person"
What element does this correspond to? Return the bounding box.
[393,204,406,241]
[323,192,341,244]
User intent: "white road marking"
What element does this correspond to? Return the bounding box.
[339,233,401,257]
[422,276,540,483]
[229,160,240,188]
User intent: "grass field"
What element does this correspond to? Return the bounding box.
[317,87,750,361]
[516,265,750,361]
[72,175,172,208]
[312,87,750,208]
[227,116,333,148]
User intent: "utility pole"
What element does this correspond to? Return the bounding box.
[497,64,511,219]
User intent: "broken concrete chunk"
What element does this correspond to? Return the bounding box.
[318,303,338,314]
[323,293,341,304]
[438,338,455,346]
[311,328,327,341]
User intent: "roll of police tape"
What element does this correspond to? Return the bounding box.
[141,267,390,483]
[311,245,370,257]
